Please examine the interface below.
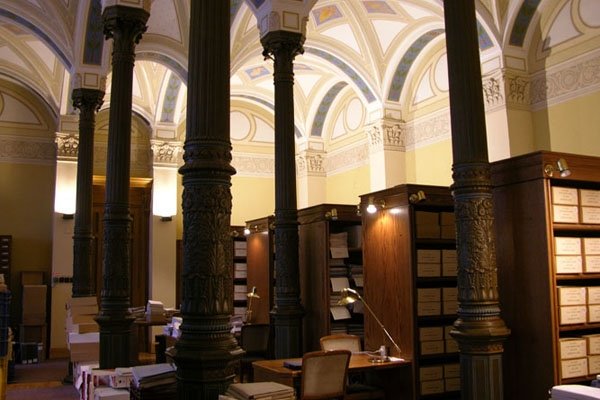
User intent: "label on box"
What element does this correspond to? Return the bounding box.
[418,288,441,302]
[586,256,600,273]
[555,256,583,274]
[419,326,443,342]
[417,249,441,263]
[553,187,579,205]
[442,262,458,277]
[585,238,600,255]
[417,301,441,316]
[555,237,582,255]
[559,305,587,325]
[445,377,461,392]
[444,363,460,378]
[588,287,600,305]
[553,205,580,223]
[417,263,441,278]
[588,305,600,323]
[561,358,588,379]
[443,301,458,315]
[582,207,600,224]
[559,338,587,359]
[445,339,459,353]
[420,379,444,395]
[420,340,444,355]
[420,365,444,381]
[443,287,458,302]
[442,249,457,262]
[557,287,587,306]
[584,334,600,355]
[581,189,600,207]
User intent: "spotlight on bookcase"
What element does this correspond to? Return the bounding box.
[325,208,338,220]
[544,158,571,178]
[366,196,385,214]
[409,190,427,204]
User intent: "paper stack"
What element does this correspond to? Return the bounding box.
[66,296,98,334]
[68,332,99,363]
[146,300,165,322]
[225,382,296,400]
[130,363,177,400]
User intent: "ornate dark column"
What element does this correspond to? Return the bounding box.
[261,31,305,359]
[72,88,104,297]
[168,1,242,398]
[443,1,510,399]
[97,4,149,369]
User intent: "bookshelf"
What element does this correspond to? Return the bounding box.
[298,204,363,352]
[360,184,460,399]
[245,216,275,325]
[231,226,247,332]
[491,151,600,399]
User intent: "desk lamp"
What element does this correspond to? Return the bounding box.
[338,287,401,360]
[245,286,260,324]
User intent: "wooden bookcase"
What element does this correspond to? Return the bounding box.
[0,235,10,286]
[231,226,248,327]
[491,151,600,399]
[245,216,275,325]
[360,184,459,399]
[298,204,363,353]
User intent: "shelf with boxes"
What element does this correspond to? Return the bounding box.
[232,226,248,333]
[492,151,600,399]
[360,184,459,399]
[19,271,47,363]
[298,204,364,352]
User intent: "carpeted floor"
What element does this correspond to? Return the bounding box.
[6,358,79,400]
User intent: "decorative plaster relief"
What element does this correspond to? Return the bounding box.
[150,140,182,165]
[296,152,325,176]
[0,134,55,164]
[367,119,406,151]
[231,153,274,177]
[325,142,369,175]
[405,111,450,148]
[55,132,79,159]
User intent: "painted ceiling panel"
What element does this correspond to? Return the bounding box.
[296,74,324,100]
[400,2,435,19]
[146,0,182,43]
[544,1,580,50]
[0,46,32,71]
[371,20,407,55]
[25,40,56,72]
[320,24,361,54]
[414,66,435,104]
[580,0,600,27]
[0,92,40,124]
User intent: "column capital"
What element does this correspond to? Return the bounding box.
[55,132,79,160]
[252,1,312,38]
[367,118,406,152]
[296,151,325,177]
[482,68,530,111]
[261,30,305,63]
[150,140,182,166]
[72,88,105,113]
[102,3,150,45]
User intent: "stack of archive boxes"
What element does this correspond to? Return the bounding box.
[419,362,460,396]
[20,271,46,363]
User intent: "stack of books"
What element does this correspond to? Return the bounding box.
[130,363,177,400]
[145,300,165,322]
[225,382,296,399]
[66,296,98,334]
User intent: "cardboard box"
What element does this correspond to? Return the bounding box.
[583,334,600,354]
[443,287,458,302]
[559,305,587,325]
[446,339,459,353]
[559,338,587,359]
[581,189,600,207]
[444,363,460,378]
[418,288,441,303]
[445,377,461,392]
[417,249,441,263]
[555,256,583,274]
[585,256,600,273]
[553,205,580,224]
[584,238,600,255]
[582,207,600,224]
[442,249,457,262]
[21,271,44,285]
[419,326,443,342]
[417,302,441,317]
[589,355,600,375]
[441,225,456,239]
[19,324,46,343]
[94,387,129,400]
[560,358,588,379]
[443,300,458,315]
[420,379,444,395]
[420,340,444,355]
[444,325,454,339]
[69,332,100,363]
[553,187,579,205]
[555,237,582,255]
[442,261,458,277]
[588,305,600,323]
[588,287,600,305]
[417,263,441,277]
[420,365,443,381]
[557,287,587,306]
[22,285,47,324]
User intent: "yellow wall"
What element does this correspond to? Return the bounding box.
[405,141,453,186]
[326,164,370,204]
[0,162,55,318]
[533,91,600,156]
[231,176,275,226]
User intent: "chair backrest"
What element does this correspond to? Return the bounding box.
[301,349,351,400]
[320,334,362,353]
[241,324,270,356]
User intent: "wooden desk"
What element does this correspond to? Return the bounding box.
[253,354,413,399]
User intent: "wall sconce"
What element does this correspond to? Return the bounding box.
[54,160,77,217]
[153,166,177,221]
[366,196,385,214]
[244,224,251,236]
[356,204,362,217]
[409,190,427,204]
[325,208,338,220]
[544,158,571,178]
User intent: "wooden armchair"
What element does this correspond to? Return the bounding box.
[301,350,351,400]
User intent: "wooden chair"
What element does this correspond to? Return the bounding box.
[301,350,351,400]
[319,334,385,400]
[239,324,271,382]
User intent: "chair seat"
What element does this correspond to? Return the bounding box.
[346,383,385,400]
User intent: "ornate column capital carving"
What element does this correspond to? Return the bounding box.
[55,132,79,160]
[482,69,530,110]
[367,118,406,152]
[150,140,182,166]
[296,151,325,176]
[72,88,105,113]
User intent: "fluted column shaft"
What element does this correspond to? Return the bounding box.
[261,31,305,359]
[443,1,510,399]
[98,5,149,369]
[169,1,242,398]
[72,88,104,297]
